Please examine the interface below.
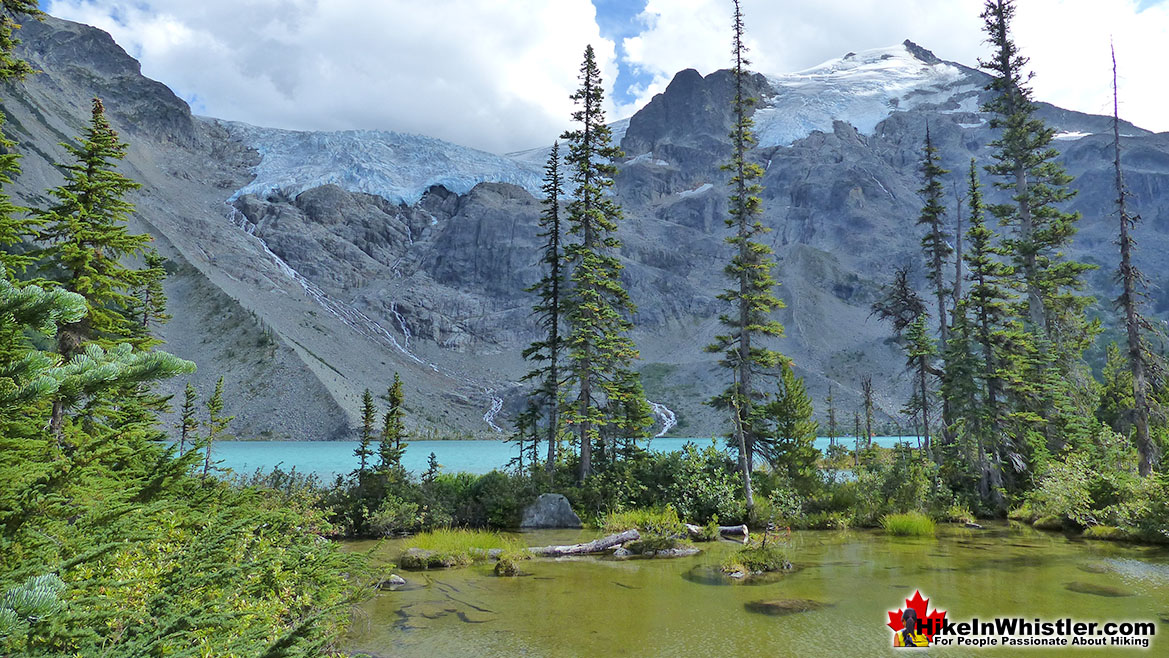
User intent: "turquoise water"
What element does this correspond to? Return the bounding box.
[204,436,912,479]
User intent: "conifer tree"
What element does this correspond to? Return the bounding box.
[705,0,787,510]
[763,363,819,488]
[979,0,1092,338]
[826,385,837,448]
[962,160,1014,504]
[178,382,197,455]
[1109,46,1159,476]
[36,98,155,437]
[378,373,407,471]
[134,249,170,337]
[202,376,231,479]
[0,1,40,278]
[861,377,874,447]
[904,315,937,455]
[917,127,953,346]
[522,140,566,477]
[354,389,376,478]
[560,45,643,481]
[872,266,926,338]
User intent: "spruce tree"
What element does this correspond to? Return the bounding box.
[1109,46,1159,475]
[762,363,819,489]
[202,377,231,479]
[705,0,787,510]
[826,385,837,448]
[134,249,170,338]
[917,127,953,346]
[36,98,154,437]
[354,389,375,479]
[0,0,40,278]
[178,382,197,455]
[560,45,643,481]
[861,377,874,447]
[378,373,407,471]
[904,315,937,455]
[962,160,1014,504]
[522,140,565,477]
[871,266,926,338]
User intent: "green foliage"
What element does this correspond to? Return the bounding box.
[400,529,520,569]
[881,512,937,537]
[917,126,953,336]
[664,443,746,524]
[379,373,408,472]
[368,494,420,537]
[560,45,645,481]
[760,363,819,489]
[355,388,376,477]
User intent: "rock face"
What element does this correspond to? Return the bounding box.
[7,16,1169,439]
[520,494,582,529]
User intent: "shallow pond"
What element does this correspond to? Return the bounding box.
[344,523,1169,657]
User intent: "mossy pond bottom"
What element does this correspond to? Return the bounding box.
[345,524,1168,657]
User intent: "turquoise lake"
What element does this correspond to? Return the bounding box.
[205,436,913,479]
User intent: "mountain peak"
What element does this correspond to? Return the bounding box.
[901,39,942,65]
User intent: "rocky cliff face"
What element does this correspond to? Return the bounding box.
[7,17,1169,439]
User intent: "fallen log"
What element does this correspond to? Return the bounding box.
[519,529,641,557]
[684,523,749,541]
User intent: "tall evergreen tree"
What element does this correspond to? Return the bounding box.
[826,385,837,448]
[904,314,937,455]
[560,45,643,481]
[354,389,376,479]
[1109,47,1158,476]
[134,249,170,338]
[861,376,874,447]
[36,98,154,437]
[962,160,1015,505]
[979,0,1091,338]
[917,127,953,347]
[0,1,40,278]
[705,0,787,510]
[871,266,926,339]
[522,141,566,477]
[379,373,407,471]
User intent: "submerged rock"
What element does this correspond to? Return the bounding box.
[1064,581,1133,597]
[612,547,633,558]
[641,546,701,559]
[744,599,828,616]
[378,574,408,590]
[520,494,583,529]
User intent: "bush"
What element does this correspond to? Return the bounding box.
[881,512,936,537]
[664,443,746,524]
[368,494,420,536]
[493,548,531,577]
[1082,525,1128,541]
[944,504,975,524]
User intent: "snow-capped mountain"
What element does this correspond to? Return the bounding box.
[754,41,981,148]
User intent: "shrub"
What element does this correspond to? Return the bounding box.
[368,494,420,536]
[881,512,936,537]
[664,443,746,524]
[493,548,531,576]
[944,504,975,524]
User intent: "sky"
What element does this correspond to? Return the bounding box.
[44,0,1169,154]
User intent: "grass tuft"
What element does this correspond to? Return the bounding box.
[399,528,521,570]
[881,512,936,537]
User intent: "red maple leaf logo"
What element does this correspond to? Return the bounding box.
[887,590,947,641]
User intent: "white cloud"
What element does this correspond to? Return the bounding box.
[622,0,1168,133]
[46,0,618,153]
[43,0,1169,154]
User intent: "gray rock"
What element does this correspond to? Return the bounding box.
[520,494,582,529]
[612,547,633,558]
[378,574,407,590]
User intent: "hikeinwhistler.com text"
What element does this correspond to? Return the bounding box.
[922,617,1157,649]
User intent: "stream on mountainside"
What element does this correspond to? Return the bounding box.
[343,524,1168,658]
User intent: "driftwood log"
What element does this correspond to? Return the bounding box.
[481,529,642,559]
[684,523,749,541]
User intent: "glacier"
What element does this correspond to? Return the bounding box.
[754,43,981,148]
[217,119,546,206]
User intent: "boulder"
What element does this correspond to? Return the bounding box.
[520,493,582,529]
[378,574,407,590]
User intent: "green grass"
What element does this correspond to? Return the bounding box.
[881,512,936,537]
[1082,525,1129,541]
[400,529,522,569]
[601,507,684,536]
[721,542,791,575]
[944,504,975,524]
